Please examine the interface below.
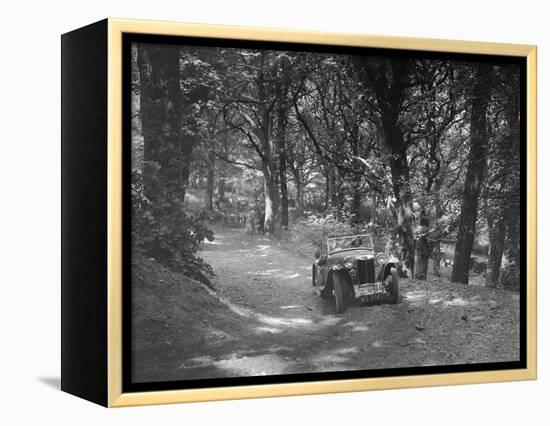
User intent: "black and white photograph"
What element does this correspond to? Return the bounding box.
[128,38,524,385]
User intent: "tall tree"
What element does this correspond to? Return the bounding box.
[137,45,210,201]
[409,61,465,279]
[354,57,416,273]
[137,44,184,200]
[484,65,520,287]
[222,50,288,234]
[275,56,292,229]
[452,64,494,284]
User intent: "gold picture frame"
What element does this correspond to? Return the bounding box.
[62,17,537,408]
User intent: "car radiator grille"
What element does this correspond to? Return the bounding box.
[357,258,375,284]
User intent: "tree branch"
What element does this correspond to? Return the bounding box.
[213,151,261,171]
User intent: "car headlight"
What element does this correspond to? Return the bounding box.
[343,256,354,269]
[375,252,388,265]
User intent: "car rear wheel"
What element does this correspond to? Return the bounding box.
[333,272,346,314]
[388,267,399,304]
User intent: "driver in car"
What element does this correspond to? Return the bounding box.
[351,237,362,248]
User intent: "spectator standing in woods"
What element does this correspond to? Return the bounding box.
[247,208,256,235]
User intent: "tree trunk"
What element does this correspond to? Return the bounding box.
[276,84,289,229]
[130,44,143,165]
[486,215,506,287]
[502,69,521,289]
[351,175,362,224]
[263,169,277,235]
[415,238,430,280]
[205,150,215,211]
[177,135,195,200]
[350,125,362,224]
[217,177,225,201]
[432,241,442,278]
[296,181,304,216]
[255,51,279,235]
[359,57,415,273]
[415,210,431,279]
[387,141,415,276]
[330,168,344,219]
[452,64,493,284]
[431,181,444,278]
[325,168,332,210]
[279,163,289,228]
[137,44,198,202]
[293,169,304,217]
[371,195,378,225]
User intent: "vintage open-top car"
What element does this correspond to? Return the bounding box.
[312,234,401,313]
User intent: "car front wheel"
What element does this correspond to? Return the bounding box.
[388,267,399,304]
[333,272,346,314]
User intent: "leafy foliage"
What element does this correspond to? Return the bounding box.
[289,212,356,251]
[132,168,214,284]
[132,42,522,289]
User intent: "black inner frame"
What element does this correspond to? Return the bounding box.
[122,32,528,393]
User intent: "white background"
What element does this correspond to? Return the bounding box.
[0,0,546,424]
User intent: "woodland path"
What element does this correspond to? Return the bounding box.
[132,226,520,383]
[176,226,520,379]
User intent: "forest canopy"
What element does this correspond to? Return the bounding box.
[130,41,522,289]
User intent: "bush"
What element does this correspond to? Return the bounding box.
[289,212,356,251]
[132,169,214,284]
[500,263,520,291]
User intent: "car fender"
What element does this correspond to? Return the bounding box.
[314,261,330,291]
[323,265,346,290]
[387,256,400,264]
[377,261,398,281]
[316,264,343,291]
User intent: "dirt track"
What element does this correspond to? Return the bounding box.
[132,226,520,383]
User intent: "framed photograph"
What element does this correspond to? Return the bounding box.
[61,18,537,407]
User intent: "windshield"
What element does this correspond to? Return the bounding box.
[326,235,374,254]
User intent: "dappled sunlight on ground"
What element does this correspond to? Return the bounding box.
[318,316,341,326]
[343,321,370,332]
[284,273,300,279]
[214,354,288,376]
[404,290,429,302]
[187,348,293,376]
[336,347,360,355]
[444,297,479,307]
[254,326,282,334]
[309,347,359,366]
[250,268,301,280]
[404,289,479,308]
[252,268,281,276]
[208,283,340,330]
[257,314,312,327]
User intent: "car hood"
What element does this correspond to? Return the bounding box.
[328,250,374,261]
